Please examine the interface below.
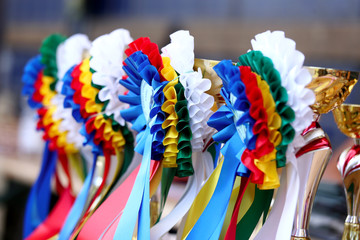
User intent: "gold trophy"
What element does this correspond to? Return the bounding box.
[333,104,360,240]
[291,67,358,240]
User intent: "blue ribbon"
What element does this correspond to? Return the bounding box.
[61,65,84,123]
[186,133,246,239]
[23,141,57,238]
[58,153,98,240]
[21,55,44,109]
[113,128,152,240]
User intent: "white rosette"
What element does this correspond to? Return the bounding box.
[150,30,215,239]
[56,34,92,92]
[89,29,133,126]
[251,31,315,240]
[51,94,85,149]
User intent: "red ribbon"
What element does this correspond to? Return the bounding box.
[239,66,274,184]
[77,161,160,239]
[32,70,45,103]
[125,37,166,82]
[25,187,75,240]
[224,177,250,240]
[71,63,94,119]
[26,152,75,240]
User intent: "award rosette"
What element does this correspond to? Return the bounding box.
[57,29,135,240]
[22,33,91,239]
[77,36,169,240]
[180,30,315,240]
[151,30,217,239]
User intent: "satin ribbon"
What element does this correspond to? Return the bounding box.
[77,159,161,239]
[112,128,152,239]
[236,185,273,240]
[181,157,224,238]
[184,133,246,239]
[22,55,44,109]
[58,154,97,240]
[224,177,250,240]
[150,151,204,239]
[254,122,328,240]
[25,187,75,240]
[23,141,57,238]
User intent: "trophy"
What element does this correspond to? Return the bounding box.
[333,104,360,240]
[291,67,359,240]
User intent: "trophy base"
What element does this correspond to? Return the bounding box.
[290,237,310,240]
[342,222,360,240]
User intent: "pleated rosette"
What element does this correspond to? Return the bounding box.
[243,30,315,240]
[21,33,71,239]
[57,31,135,240]
[50,34,92,151]
[107,37,170,239]
[182,55,289,239]
[119,37,169,161]
[149,30,216,240]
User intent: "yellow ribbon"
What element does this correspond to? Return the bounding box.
[40,75,56,106]
[182,158,224,239]
[79,58,102,114]
[254,73,282,189]
[43,105,77,153]
[93,114,126,150]
[161,57,179,168]
[219,179,256,239]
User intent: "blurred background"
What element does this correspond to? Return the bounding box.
[1,0,360,239]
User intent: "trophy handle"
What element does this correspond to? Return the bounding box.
[291,120,332,240]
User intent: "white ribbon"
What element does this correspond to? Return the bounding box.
[150,151,204,239]
[51,94,85,149]
[56,34,92,93]
[251,30,315,134]
[90,29,133,126]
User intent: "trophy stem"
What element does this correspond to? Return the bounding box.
[354,138,360,146]
[291,120,332,240]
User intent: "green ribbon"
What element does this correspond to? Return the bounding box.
[235,185,274,240]
[40,34,67,91]
[157,167,176,223]
[156,82,194,223]
[174,82,194,177]
[238,51,295,168]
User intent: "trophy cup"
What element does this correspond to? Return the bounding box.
[291,67,359,240]
[333,104,360,240]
